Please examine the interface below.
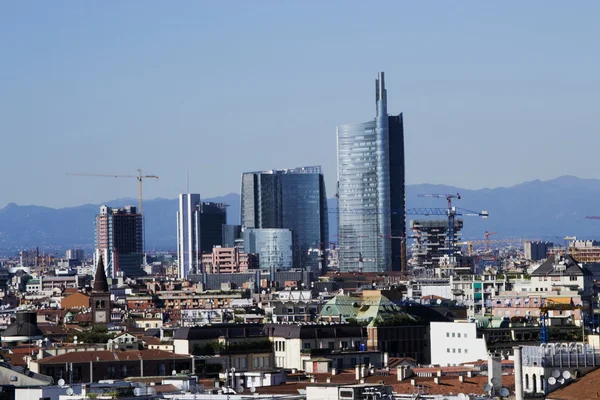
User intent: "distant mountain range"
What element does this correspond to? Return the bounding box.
[1,176,599,254]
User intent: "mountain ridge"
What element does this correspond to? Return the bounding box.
[1,176,599,253]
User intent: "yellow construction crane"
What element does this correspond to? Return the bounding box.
[66,168,159,215]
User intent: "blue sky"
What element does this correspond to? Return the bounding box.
[1,1,599,208]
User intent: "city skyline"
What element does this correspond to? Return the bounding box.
[2,2,600,208]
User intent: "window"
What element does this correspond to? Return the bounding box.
[328,342,334,350]
[465,349,468,353]
[452,349,456,353]
[452,333,455,338]
[457,333,461,338]
[446,332,450,337]
[447,348,450,353]
[458,349,461,353]
[464,334,468,338]
[570,276,577,281]
[303,342,311,350]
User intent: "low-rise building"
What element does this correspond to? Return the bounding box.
[429,321,488,366]
[266,323,372,371]
[201,246,258,274]
[29,349,193,383]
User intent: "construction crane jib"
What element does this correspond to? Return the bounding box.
[66,169,159,215]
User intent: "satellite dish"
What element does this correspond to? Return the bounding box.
[552,369,561,378]
[457,394,466,400]
[66,388,74,396]
[499,388,509,397]
[548,377,556,385]
[558,378,565,384]
[563,371,571,379]
[436,299,442,305]
[250,387,256,393]
[483,383,492,392]
[491,377,500,385]
[57,379,65,386]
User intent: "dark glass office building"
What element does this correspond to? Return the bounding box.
[241,166,329,272]
[336,72,406,272]
[200,202,227,254]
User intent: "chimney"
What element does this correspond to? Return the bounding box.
[355,365,361,381]
[310,376,316,383]
[434,377,440,385]
[410,379,416,386]
[331,368,337,376]
[361,364,366,378]
[467,370,473,378]
[383,352,389,368]
[514,346,524,400]
[359,378,365,384]
[397,365,413,381]
[488,353,502,392]
[326,378,331,383]
[459,375,465,383]
[436,370,443,377]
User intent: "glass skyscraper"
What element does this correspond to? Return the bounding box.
[336,72,406,273]
[177,194,201,278]
[241,166,329,272]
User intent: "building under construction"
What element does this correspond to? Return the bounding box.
[410,219,464,269]
[547,240,600,263]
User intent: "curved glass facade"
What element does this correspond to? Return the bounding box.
[243,228,293,271]
[241,166,328,272]
[336,72,405,273]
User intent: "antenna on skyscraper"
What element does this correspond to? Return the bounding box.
[187,168,190,193]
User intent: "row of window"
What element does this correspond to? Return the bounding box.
[447,348,468,354]
[445,332,468,338]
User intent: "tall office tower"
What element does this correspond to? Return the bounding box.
[200,202,227,254]
[65,249,85,262]
[222,224,242,248]
[94,205,144,278]
[241,166,329,272]
[337,72,406,273]
[177,194,201,279]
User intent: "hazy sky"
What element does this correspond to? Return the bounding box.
[1,1,599,208]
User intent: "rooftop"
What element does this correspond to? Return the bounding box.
[35,349,189,364]
[547,367,600,400]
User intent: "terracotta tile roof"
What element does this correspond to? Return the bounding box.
[388,357,417,368]
[141,336,161,345]
[36,349,190,364]
[153,384,180,394]
[39,325,69,335]
[413,366,474,374]
[247,371,515,397]
[547,368,600,400]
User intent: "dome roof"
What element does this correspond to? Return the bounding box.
[2,311,43,342]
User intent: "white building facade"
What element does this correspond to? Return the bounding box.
[430,322,488,366]
[177,194,201,279]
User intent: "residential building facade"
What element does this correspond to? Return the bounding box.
[95,205,143,278]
